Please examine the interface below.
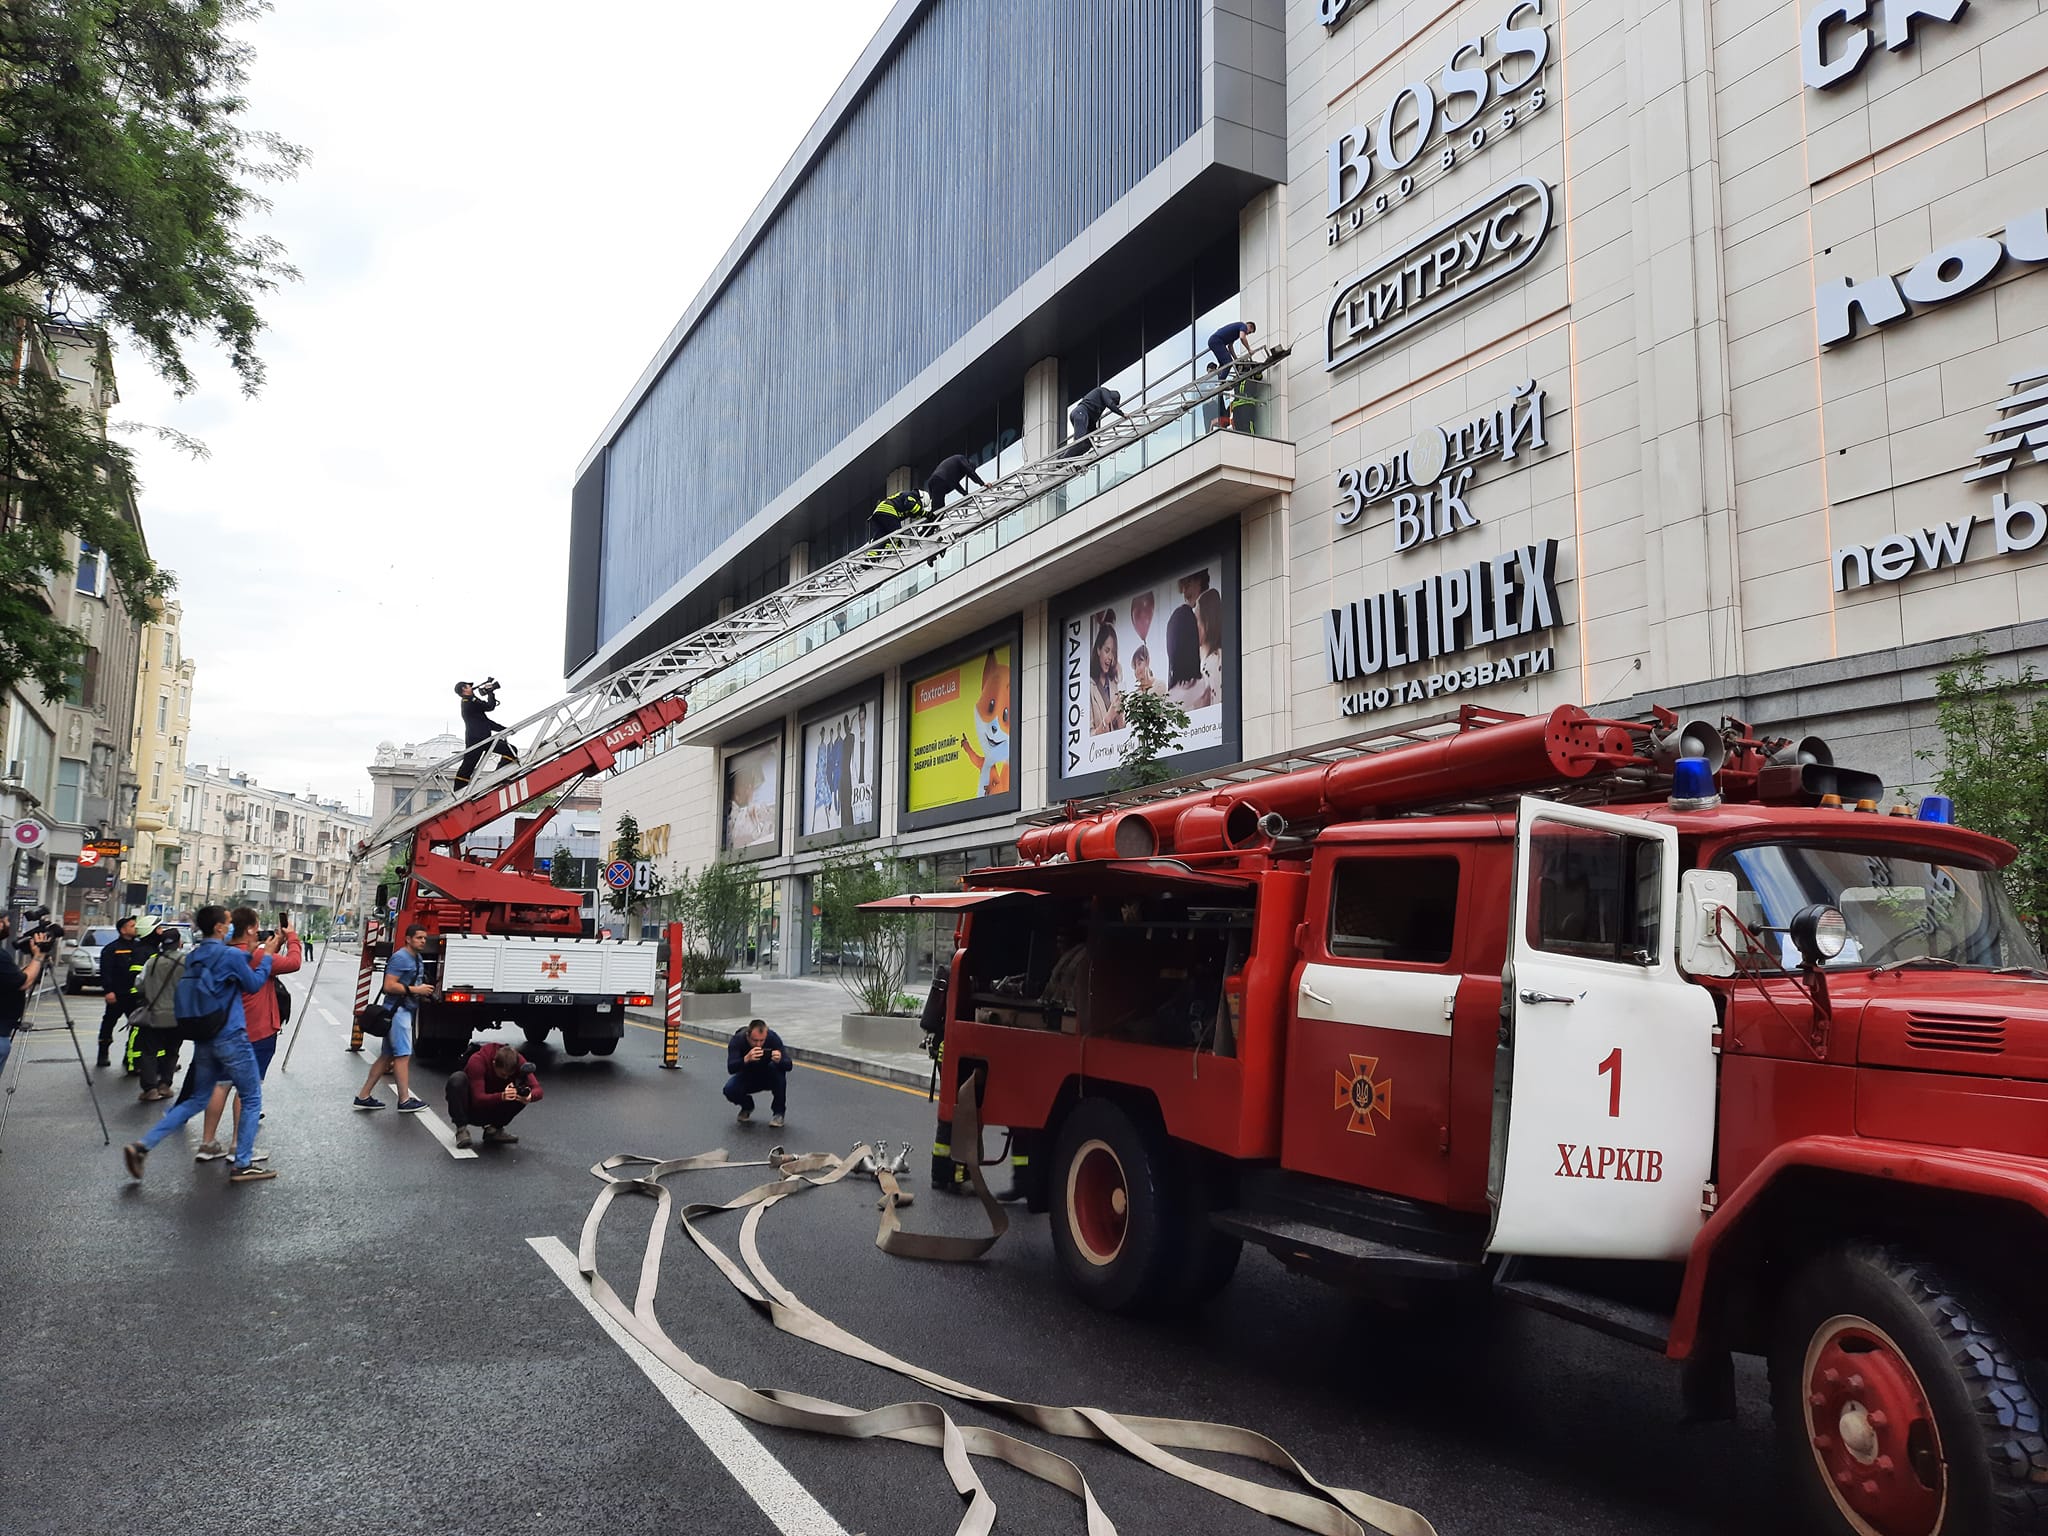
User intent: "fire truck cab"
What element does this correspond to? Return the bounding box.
[918,704,2048,1536]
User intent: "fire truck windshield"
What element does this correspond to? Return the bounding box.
[1714,841,2045,973]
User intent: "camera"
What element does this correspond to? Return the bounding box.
[13,908,61,954]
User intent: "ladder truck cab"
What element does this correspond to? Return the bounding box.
[909,704,2048,1536]
[353,699,684,1063]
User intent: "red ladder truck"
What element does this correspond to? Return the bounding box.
[898,703,2048,1536]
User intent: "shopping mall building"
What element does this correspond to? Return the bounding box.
[572,0,2048,973]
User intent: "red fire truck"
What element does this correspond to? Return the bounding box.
[906,703,2048,1536]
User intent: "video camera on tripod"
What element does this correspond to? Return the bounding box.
[11,907,61,956]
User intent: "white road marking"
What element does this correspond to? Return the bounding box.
[527,1235,852,1536]
[390,1086,476,1159]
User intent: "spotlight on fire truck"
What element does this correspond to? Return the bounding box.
[1651,716,1727,772]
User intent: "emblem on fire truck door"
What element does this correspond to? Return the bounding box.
[1333,1055,1393,1135]
[540,955,568,979]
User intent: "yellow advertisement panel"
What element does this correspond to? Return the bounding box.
[906,643,1013,812]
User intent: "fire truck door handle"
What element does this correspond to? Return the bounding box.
[1518,988,1582,1006]
[1300,983,1332,1008]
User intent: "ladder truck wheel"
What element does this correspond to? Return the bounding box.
[1770,1242,2048,1536]
[1049,1098,1187,1314]
[521,1022,551,1048]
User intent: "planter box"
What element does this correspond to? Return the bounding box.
[678,991,753,1022]
[842,1012,924,1052]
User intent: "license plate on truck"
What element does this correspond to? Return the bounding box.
[530,991,571,1005]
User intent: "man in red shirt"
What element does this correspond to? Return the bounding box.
[448,1042,542,1149]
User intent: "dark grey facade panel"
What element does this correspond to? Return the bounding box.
[594,0,1202,649]
[564,454,605,676]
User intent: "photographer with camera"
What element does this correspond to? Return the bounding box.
[0,910,56,1078]
[452,678,518,790]
[446,1041,542,1150]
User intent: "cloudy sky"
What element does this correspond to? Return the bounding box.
[115,0,896,812]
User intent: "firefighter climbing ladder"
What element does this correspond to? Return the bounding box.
[353,343,1291,864]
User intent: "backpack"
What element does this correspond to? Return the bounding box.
[172,945,230,1042]
[272,976,293,1026]
[130,953,186,1032]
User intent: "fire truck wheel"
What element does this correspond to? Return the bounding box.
[1770,1243,2048,1536]
[521,1023,551,1047]
[588,1035,619,1057]
[561,1032,590,1057]
[1050,1098,1186,1314]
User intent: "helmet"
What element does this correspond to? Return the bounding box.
[133,915,159,939]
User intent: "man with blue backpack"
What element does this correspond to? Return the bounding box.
[121,904,286,1186]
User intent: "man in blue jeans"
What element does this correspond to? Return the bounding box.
[121,904,280,1185]
[724,1018,793,1128]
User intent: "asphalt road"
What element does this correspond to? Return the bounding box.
[0,953,1778,1536]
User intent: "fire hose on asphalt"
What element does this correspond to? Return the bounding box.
[575,1072,1436,1536]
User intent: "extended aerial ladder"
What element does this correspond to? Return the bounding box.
[351,343,1293,879]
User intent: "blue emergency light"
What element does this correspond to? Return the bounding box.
[1669,756,1720,810]
[1918,794,1954,824]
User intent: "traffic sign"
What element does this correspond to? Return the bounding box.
[76,847,101,868]
[8,820,44,851]
[603,859,634,891]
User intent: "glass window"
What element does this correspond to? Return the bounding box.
[54,758,86,824]
[1329,857,1459,964]
[1526,823,1662,966]
[162,632,174,667]
[76,540,104,596]
[156,693,168,731]
[178,685,189,720]
[151,759,163,800]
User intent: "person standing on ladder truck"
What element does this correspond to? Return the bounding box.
[1059,384,1127,459]
[1205,318,1256,376]
[453,680,517,791]
[923,453,988,515]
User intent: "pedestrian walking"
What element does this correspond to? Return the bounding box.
[1205,318,1256,373]
[724,1018,793,1128]
[923,453,989,514]
[1059,384,1127,459]
[94,915,146,1069]
[131,924,184,1101]
[353,923,431,1112]
[193,910,299,1160]
[120,904,280,1185]
[446,1042,542,1149]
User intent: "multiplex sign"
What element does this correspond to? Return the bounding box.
[1326,178,1553,371]
[1335,380,1550,544]
[1817,204,2047,345]
[1317,0,1364,28]
[1801,0,1968,90]
[1326,0,1550,247]
[1323,539,1563,715]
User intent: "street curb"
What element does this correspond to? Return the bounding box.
[627,1009,933,1092]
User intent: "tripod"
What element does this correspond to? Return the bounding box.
[0,954,112,1152]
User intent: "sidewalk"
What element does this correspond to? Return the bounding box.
[631,974,936,1091]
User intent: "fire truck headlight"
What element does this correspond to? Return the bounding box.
[1789,904,1849,965]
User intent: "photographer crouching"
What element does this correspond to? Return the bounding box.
[446,1042,541,1150]
[0,910,57,1076]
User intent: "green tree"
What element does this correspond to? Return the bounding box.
[814,850,927,1016]
[1109,688,1192,791]
[550,853,586,891]
[1922,647,2048,946]
[0,0,301,694]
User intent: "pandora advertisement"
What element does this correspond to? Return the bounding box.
[1047,534,1243,800]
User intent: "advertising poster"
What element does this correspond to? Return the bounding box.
[799,687,880,843]
[1049,534,1241,800]
[720,734,782,859]
[902,630,1020,830]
